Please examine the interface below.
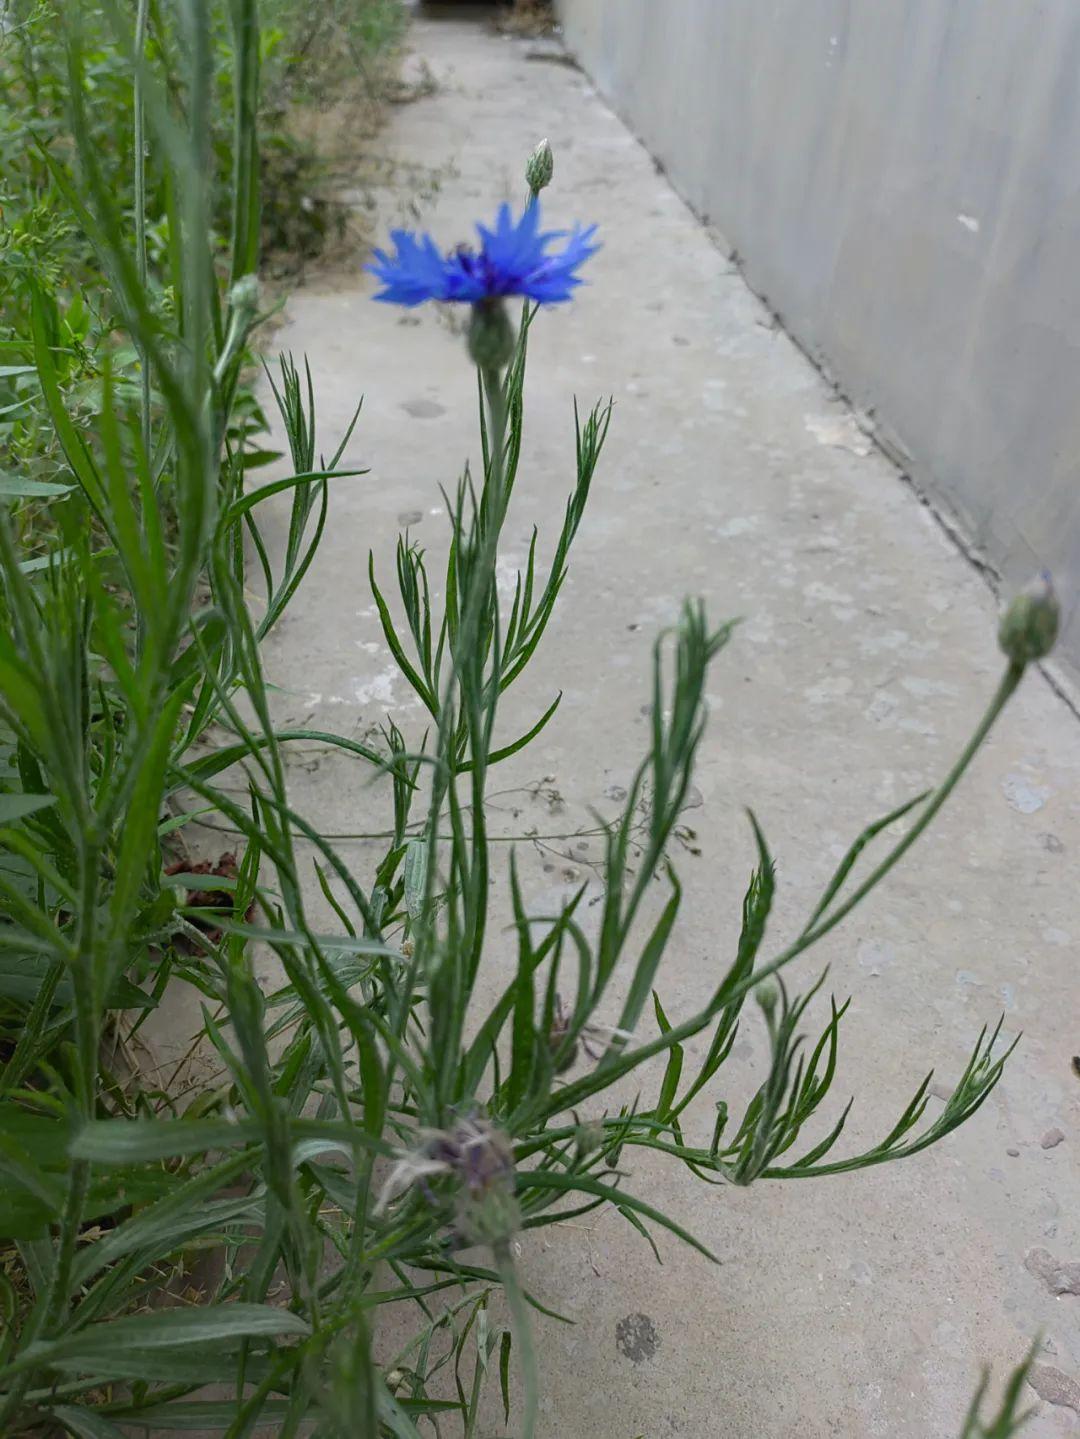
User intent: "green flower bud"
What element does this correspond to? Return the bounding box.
[525,138,554,197]
[467,299,515,371]
[998,573,1060,665]
[215,274,263,380]
[439,1117,521,1249]
[574,1118,606,1160]
[457,1183,521,1248]
[754,978,779,1017]
[227,273,261,320]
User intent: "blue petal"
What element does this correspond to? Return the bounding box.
[365,228,455,306]
[366,203,598,308]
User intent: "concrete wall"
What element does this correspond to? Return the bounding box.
[557,0,1080,683]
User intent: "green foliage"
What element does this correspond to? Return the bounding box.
[0,0,402,511]
[960,1350,1037,1438]
[0,2,1044,1434]
[261,0,407,105]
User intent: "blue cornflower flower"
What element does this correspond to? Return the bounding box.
[366,202,599,308]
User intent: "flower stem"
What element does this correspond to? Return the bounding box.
[770,658,1026,975]
[481,364,508,529]
[134,0,151,460]
[495,1241,539,1439]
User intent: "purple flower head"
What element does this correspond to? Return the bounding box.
[366,202,599,308]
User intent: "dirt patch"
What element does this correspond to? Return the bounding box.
[495,0,557,38]
[615,1312,660,1364]
[260,9,436,286]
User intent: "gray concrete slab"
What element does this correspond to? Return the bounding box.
[249,9,1080,1435]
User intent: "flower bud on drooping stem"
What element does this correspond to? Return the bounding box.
[525,138,554,198]
[467,298,515,372]
[998,572,1060,666]
[754,978,779,1018]
[227,272,261,321]
[214,274,263,384]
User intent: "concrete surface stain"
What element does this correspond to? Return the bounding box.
[1041,924,1071,946]
[615,1312,659,1364]
[400,397,446,419]
[1028,1362,1080,1414]
[803,411,873,456]
[857,939,895,977]
[1024,1246,1080,1296]
[713,515,758,538]
[1002,773,1051,814]
[352,669,398,707]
